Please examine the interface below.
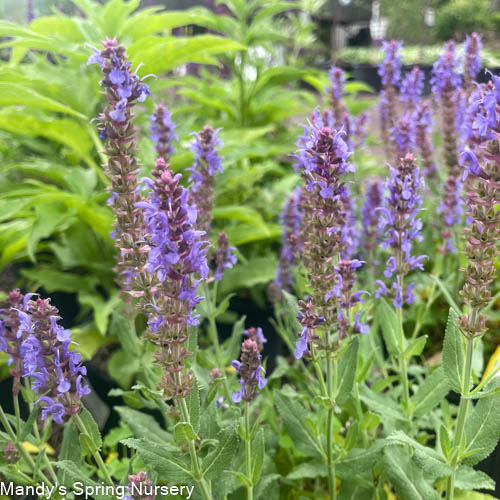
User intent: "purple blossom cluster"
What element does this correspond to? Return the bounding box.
[390,114,416,159]
[376,153,426,307]
[214,231,237,281]
[188,125,224,233]
[232,338,267,403]
[463,33,482,93]
[431,41,461,99]
[150,104,177,162]
[275,187,303,292]
[378,40,403,88]
[295,299,324,359]
[0,291,89,424]
[137,158,210,398]
[415,100,438,179]
[361,179,384,259]
[243,327,267,352]
[401,67,424,111]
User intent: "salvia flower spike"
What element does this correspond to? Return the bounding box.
[136,158,210,399]
[150,103,177,162]
[232,338,267,403]
[376,153,426,307]
[214,231,237,281]
[88,39,151,297]
[462,33,482,95]
[0,292,89,424]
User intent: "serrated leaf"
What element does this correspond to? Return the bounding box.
[55,460,98,488]
[186,381,200,433]
[377,298,404,356]
[19,403,39,441]
[252,428,265,485]
[336,441,385,478]
[274,391,325,459]
[174,422,197,443]
[337,337,359,404]
[403,336,427,359]
[78,408,102,455]
[115,407,171,443]
[287,461,327,479]
[463,395,500,465]
[455,465,495,491]
[202,425,239,480]
[442,308,465,393]
[411,366,450,418]
[121,438,192,482]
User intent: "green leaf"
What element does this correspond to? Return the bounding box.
[403,335,427,359]
[78,408,102,457]
[108,310,139,353]
[411,367,450,418]
[428,274,461,315]
[337,337,359,404]
[0,83,87,119]
[442,308,465,393]
[174,422,197,444]
[107,349,140,389]
[377,298,404,356]
[222,314,246,366]
[202,425,239,480]
[287,461,327,479]
[19,403,40,441]
[186,381,201,433]
[251,428,265,485]
[121,438,192,482]
[115,406,171,443]
[383,445,440,500]
[20,267,98,294]
[336,441,385,478]
[218,256,277,295]
[358,385,406,425]
[211,293,235,320]
[54,460,98,489]
[274,391,324,459]
[81,292,122,336]
[463,395,500,465]
[440,425,451,458]
[455,466,495,491]
[212,205,267,228]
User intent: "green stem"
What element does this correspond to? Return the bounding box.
[397,307,410,414]
[72,412,114,486]
[0,405,53,486]
[411,281,437,341]
[354,383,369,447]
[13,393,21,438]
[245,402,253,500]
[326,355,338,500]
[445,336,475,500]
[178,397,212,500]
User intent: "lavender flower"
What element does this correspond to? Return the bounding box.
[414,100,438,179]
[327,67,354,148]
[275,187,303,292]
[88,39,151,299]
[1,292,90,424]
[136,158,210,399]
[377,153,426,307]
[460,79,500,338]
[401,66,424,112]
[432,41,463,253]
[463,33,482,94]
[214,231,237,281]
[390,113,416,160]
[232,339,267,403]
[188,126,223,233]
[125,471,156,500]
[378,41,403,155]
[295,299,324,359]
[150,104,177,162]
[243,327,267,352]
[353,112,369,149]
[361,179,384,259]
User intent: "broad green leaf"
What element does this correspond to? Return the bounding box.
[463,395,500,465]
[274,391,324,459]
[81,293,122,336]
[29,16,86,42]
[107,349,140,389]
[383,445,440,500]
[18,404,40,441]
[108,310,139,353]
[358,385,406,425]
[251,428,265,485]
[20,267,98,294]
[202,425,239,480]
[115,407,171,443]
[174,422,197,444]
[186,381,201,433]
[442,308,465,393]
[377,298,404,356]
[54,460,97,489]
[336,441,385,478]
[455,465,495,491]
[337,337,359,404]
[78,408,102,457]
[411,367,450,418]
[212,205,267,228]
[211,293,235,320]
[403,335,427,360]
[121,438,192,482]
[287,461,327,479]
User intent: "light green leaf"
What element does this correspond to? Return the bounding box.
[442,308,465,393]
[186,381,201,433]
[411,367,450,418]
[455,465,495,491]
[174,422,197,444]
[377,298,404,356]
[78,408,102,457]
[251,428,265,485]
[115,406,171,443]
[202,425,239,480]
[81,292,122,336]
[403,335,427,359]
[337,337,359,404]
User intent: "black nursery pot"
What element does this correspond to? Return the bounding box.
[352,63,381,93]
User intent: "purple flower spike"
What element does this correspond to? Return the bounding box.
[243,327,267,352]
[214,231,237,281]
[232,339,266,403]
[463,33,482,93]
[377,154,425,307]
[431,41,461,99]
[361,179,384,260]
[401,67,424,111]
[188,125,223,233]
[150,104,177,162]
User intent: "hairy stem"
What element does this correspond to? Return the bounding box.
[245,402,253,500]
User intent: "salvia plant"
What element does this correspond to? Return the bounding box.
[0,7,499,500]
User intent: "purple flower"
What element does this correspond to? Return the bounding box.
[295,300,324,360]
[415,100,438,179]
[401,67,424,110]
[275,187,303,292]
[38,397,66,425]
[232,339,267,403]
[150,104,177,161]
[214,231,237,281]
[361,179,384,258]
[463,33,482,91]
[377,154,425,307]
[378,40,403,88]
[431,41,461,99]
[243,327,267,352]
[391,113,416,159]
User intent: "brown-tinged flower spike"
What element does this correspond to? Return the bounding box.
[150,103,177,162]
[87,39,151,298]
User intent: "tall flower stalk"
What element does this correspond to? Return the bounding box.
[462,33,482,96]
[445,79,500,500]
[150,103,177,162]
[431,41,462,253]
